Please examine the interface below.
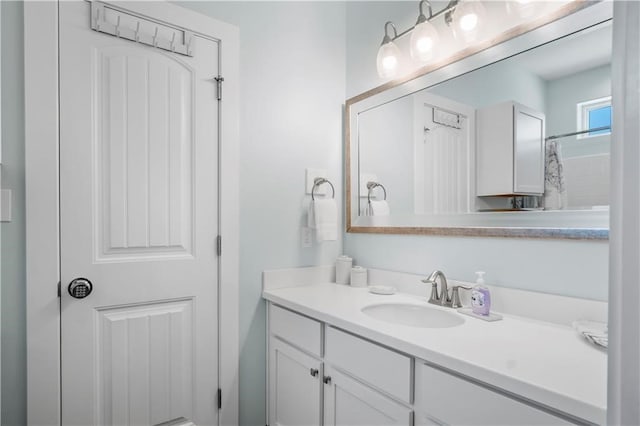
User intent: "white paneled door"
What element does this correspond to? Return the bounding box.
[59,2,219,425]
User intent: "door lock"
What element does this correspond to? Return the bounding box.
[68,278,93,299]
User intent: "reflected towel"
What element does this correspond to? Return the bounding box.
[367,200,390,216]
[544,140,567,210]
[308,199,337,242]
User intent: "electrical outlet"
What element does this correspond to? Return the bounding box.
[301,227,313,248]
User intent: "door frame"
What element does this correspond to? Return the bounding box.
[24,1,240,424]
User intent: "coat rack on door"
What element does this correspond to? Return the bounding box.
[90,1,194,57]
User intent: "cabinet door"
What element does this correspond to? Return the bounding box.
[269,337,322,426]
[513,104,545,194]
[323,366,412,426]
[414,362,572,425]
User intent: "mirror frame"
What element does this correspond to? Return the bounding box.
[345,0,610,240]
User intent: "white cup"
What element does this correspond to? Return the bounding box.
[336,255,352,285]
[350,266,367,287]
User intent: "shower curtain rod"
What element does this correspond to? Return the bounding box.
[545,126,611,141]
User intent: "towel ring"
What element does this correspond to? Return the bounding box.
[366,181,387,202]
[312,177,335,200]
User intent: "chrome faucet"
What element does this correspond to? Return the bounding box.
[422,270,451,307]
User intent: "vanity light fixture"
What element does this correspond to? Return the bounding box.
[376,22,402,79]
[410,1,440,63]
[448,0,486,41]
[377,0,492,78]
[507,0,538,19]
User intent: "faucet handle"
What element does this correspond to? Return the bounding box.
[423,279,440,304]
[451,285,472,309]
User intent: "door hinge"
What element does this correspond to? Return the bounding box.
[217,388,222,410]
[216,235,222,256]
[214,76,224,101]
[57,281,61,298]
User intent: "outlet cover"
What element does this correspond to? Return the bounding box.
[306,168,328,196]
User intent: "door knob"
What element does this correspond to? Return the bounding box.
[68,278,93,299]
[310,368,319,377]
[323,376,332,384]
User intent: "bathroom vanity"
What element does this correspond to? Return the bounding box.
[263,267,606,426]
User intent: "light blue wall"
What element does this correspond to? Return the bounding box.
[177,3,346,425]
[1,2,26,425]
[546,64,611,159]
[359,96,414,215]
[429,60,547,112]
[345,1,608,301]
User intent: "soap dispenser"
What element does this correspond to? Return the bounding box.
[471,271,491,316]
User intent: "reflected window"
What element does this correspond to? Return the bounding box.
[577,96,612,138]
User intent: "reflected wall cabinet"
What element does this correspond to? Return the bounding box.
[477,101,545,196]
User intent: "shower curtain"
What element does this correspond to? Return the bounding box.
[544,140,568,210]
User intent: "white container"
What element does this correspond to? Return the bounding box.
[336,255,353,285]
[350,266,368,287]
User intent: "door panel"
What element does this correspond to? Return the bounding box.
[97,299,194,425]
[59,2,219,425]
[97,46,194,259]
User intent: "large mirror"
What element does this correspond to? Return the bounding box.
[347,2,611,239]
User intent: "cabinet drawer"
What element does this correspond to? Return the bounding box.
[325,326,411,404]
[269,304,322,356]
[415,362,572,425]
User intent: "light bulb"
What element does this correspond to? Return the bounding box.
[507,0,538,18]
[410,20,440,63]
[452,1,486,42]
[376,40,401,78]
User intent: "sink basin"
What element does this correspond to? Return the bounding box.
[361,303,465,328]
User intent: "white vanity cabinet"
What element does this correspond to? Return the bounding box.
[414,362,572,426]
[477,101,545,196]
[269,338,323,426]
[268,304,412,426]
[268,302,586,426]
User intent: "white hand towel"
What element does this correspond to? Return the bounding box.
[308,199,337,242]
[368,200,390,216]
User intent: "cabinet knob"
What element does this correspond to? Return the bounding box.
[323,375,332,384]
[310,368,319,377]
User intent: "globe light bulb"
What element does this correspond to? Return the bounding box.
[410,20,440,63]
[453,1,486,42]
[507,0,538,19]
[376,39,401,78]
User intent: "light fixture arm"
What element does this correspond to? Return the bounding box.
[417,0,434,24]
[382,21,399,45]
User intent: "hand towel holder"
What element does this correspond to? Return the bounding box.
[312,178,335,200]
[366,181,387,202]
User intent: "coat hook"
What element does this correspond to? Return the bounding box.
[186,35,193,56]
[153,27,159,47]
[115,16,121,37]
[170,33,176,52]
[134,22,141,42]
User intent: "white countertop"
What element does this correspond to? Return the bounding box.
[263,282,607,424]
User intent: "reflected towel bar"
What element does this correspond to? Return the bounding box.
[367,181,387,202]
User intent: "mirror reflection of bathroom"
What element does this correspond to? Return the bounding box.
[358,20,611,216]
